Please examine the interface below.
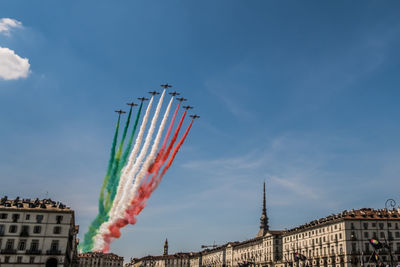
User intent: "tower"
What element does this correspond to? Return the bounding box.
[163,238,168,256]
[257,181,269,237]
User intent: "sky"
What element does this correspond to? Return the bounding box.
[1,0,400,261]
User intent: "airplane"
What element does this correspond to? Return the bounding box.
[148,91,160,96]
[138,97,149,102]
[176,97,187,102]
[115,110,126,115]
[127,102,138,107]
[190,114,200,119]
[183,105,193,110]
[169,91,180,97]
[160,83,172,89]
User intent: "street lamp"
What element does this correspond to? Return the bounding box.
[385,199,396,267]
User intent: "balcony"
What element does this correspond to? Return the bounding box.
[1,248,17,254]
[46,249,62,255]
[26,249,42,255]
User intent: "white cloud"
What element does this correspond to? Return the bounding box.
[0,46,30,80]
[0,18,22,36]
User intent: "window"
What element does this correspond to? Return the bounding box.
[53,226,61,234]
[396,232,400,238]
[351,223,355,229]
[0,224,4,235]
[56,215,63,224]
[373,232,377,238]
[388,223,392,228]
[30,239,39,251]
[50,240,59,250]
[17,256,22,263]
[5,239,14,249]
[363,223,368,229]
[5,256,10,263]
[21,225,29,236]
[364,232,369,238]
[26,214,30,220]
[36,215,44,223]
[30,257,35,264]
[17,239,27,251]
[380,232,385,238]
[0,213,7,219]
[33,226,41,234]
[379,223,384,229]
[12,213,20,222]
[352,243,357,252]
[372,222,376,227]
[9,225,17,233]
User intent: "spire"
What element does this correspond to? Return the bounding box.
[163,238,168,256]
[257,181,269,237]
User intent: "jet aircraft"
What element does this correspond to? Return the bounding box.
[127,102,138,107]
[148,91,160,96]
[190,114,200,119]
[160,83,172,89]
[115,110,126,115]
[169,91,180,97]
[138,97,149,102]
[183,105,193,110]
[176,97,187,102]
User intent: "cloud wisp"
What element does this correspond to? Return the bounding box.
[0,18,22,36]
[0,18,30,81]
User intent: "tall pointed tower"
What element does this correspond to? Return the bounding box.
[163,238,168,256]
[257,182,269,237]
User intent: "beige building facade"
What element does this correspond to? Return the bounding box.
[0,196,79,267]
[126,184,400,267]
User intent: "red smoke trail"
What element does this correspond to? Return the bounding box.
[148,103,180,173]
[101,119,194,253]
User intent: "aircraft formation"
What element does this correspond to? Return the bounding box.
[80,83,199,253]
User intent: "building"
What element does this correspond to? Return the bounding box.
[282,208,400,267]
[126,183,400,267]
[78,252,123,267]
[0,196,79,267]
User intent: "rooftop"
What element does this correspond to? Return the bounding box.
[79,252,124,260]
[285,208,400,234]
[0,196,71,212]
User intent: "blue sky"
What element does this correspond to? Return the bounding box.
[1,0,400,260]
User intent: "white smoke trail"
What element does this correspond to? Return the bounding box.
[92,97,154,250]
[95,90,166,249]
[93,93,172,252]
[125,96,174,210]
[116,90,166,217]
[110,98,154,219]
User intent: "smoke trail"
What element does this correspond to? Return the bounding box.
[92,98,154,250]
[93,92,167,251]
[115,91,166,218]
[79,115,121,252]
[102,119,195,252]
[148,102,180,173]
[120,102,143,171]
[104,106,133,210]
[97,95,174,251]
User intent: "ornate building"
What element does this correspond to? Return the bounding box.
[78,252,123,267]
[126,183,400,267]
[0,196,79,267]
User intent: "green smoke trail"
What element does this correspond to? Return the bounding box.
[104,105,134,210]
[108,102,143,206]
[79,115,121,252]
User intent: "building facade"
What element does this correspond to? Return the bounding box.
[78,252,123,267]
[0,196,79,267]
[126,183,400,267]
